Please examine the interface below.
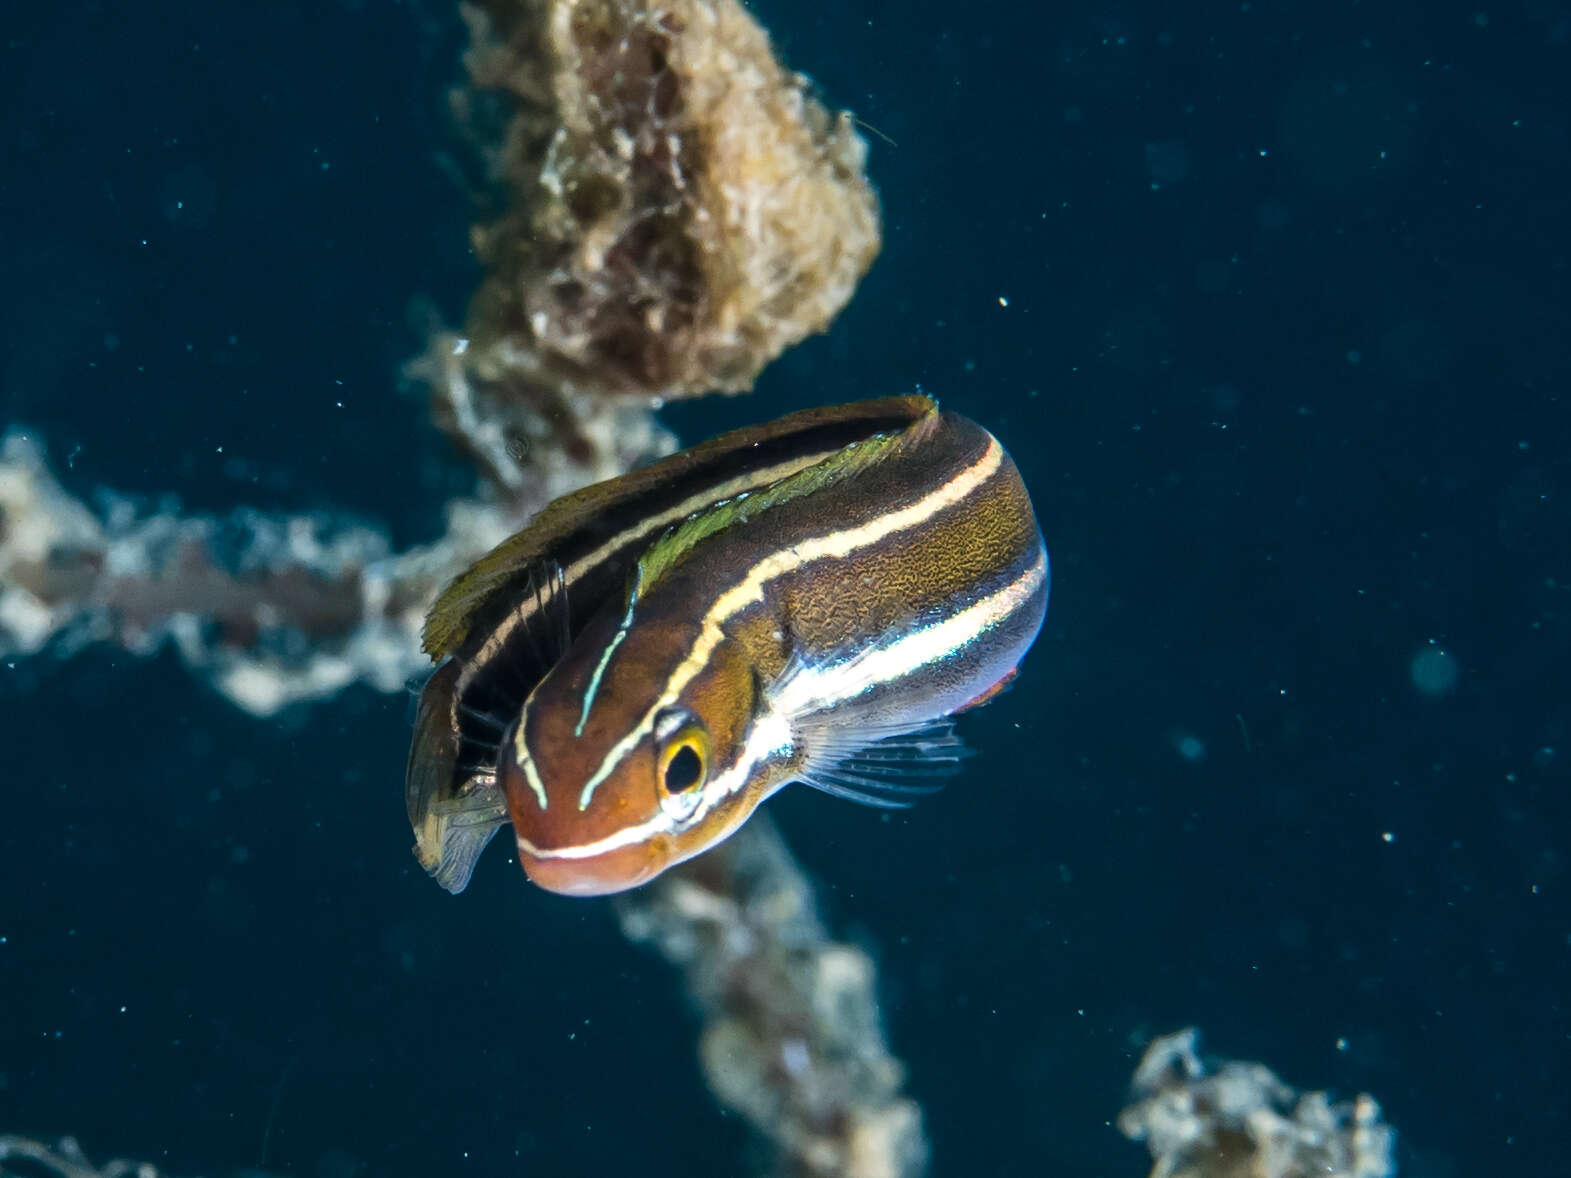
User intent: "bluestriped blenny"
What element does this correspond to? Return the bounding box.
[406,395,1049,896]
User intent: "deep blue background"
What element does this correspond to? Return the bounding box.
[4,2,1568,1176]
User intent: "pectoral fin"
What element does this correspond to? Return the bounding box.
[413,778,510,894]
[405,659,510,893]
[790,714,970,808]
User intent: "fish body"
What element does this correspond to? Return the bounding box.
[406,396,1048,896]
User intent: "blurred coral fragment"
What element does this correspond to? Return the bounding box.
[1118,1028,1396,1178]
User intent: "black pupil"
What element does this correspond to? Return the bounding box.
[665,745,703,793]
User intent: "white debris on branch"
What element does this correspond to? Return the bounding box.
[1118,1028,1396,1178]
[0,359,671,716]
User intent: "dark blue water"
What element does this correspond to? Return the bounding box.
[4,2,1567,1175]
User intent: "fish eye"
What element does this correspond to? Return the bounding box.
[653,707,710,821]
[664,743,703,793]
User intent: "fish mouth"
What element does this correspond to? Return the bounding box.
[515,835,661,897]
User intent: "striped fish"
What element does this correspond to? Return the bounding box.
[406,395,1049,896]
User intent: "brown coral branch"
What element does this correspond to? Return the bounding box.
[0,374,673,716]
[617,817,928,1178]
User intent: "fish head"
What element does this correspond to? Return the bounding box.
[499,612,772,896]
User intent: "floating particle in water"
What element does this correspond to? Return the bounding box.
[1208,383,1240,412]
[1257,199,1291,229]
[1145,139,1190,188]
[1170,729,1207,762]
[1194,258,1232,294]
[1409,645,1459,695]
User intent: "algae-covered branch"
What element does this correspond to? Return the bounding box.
[449,0,880,452]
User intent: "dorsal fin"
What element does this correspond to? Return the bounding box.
[421,395,937,660]
[635,422,916,593]
[421,517,579,660]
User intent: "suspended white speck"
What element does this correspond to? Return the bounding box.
[1173,732,1207,762]
[781,1039,810,1076]
[1410,645,1458,695]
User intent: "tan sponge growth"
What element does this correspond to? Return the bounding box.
[457,0,881,402]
